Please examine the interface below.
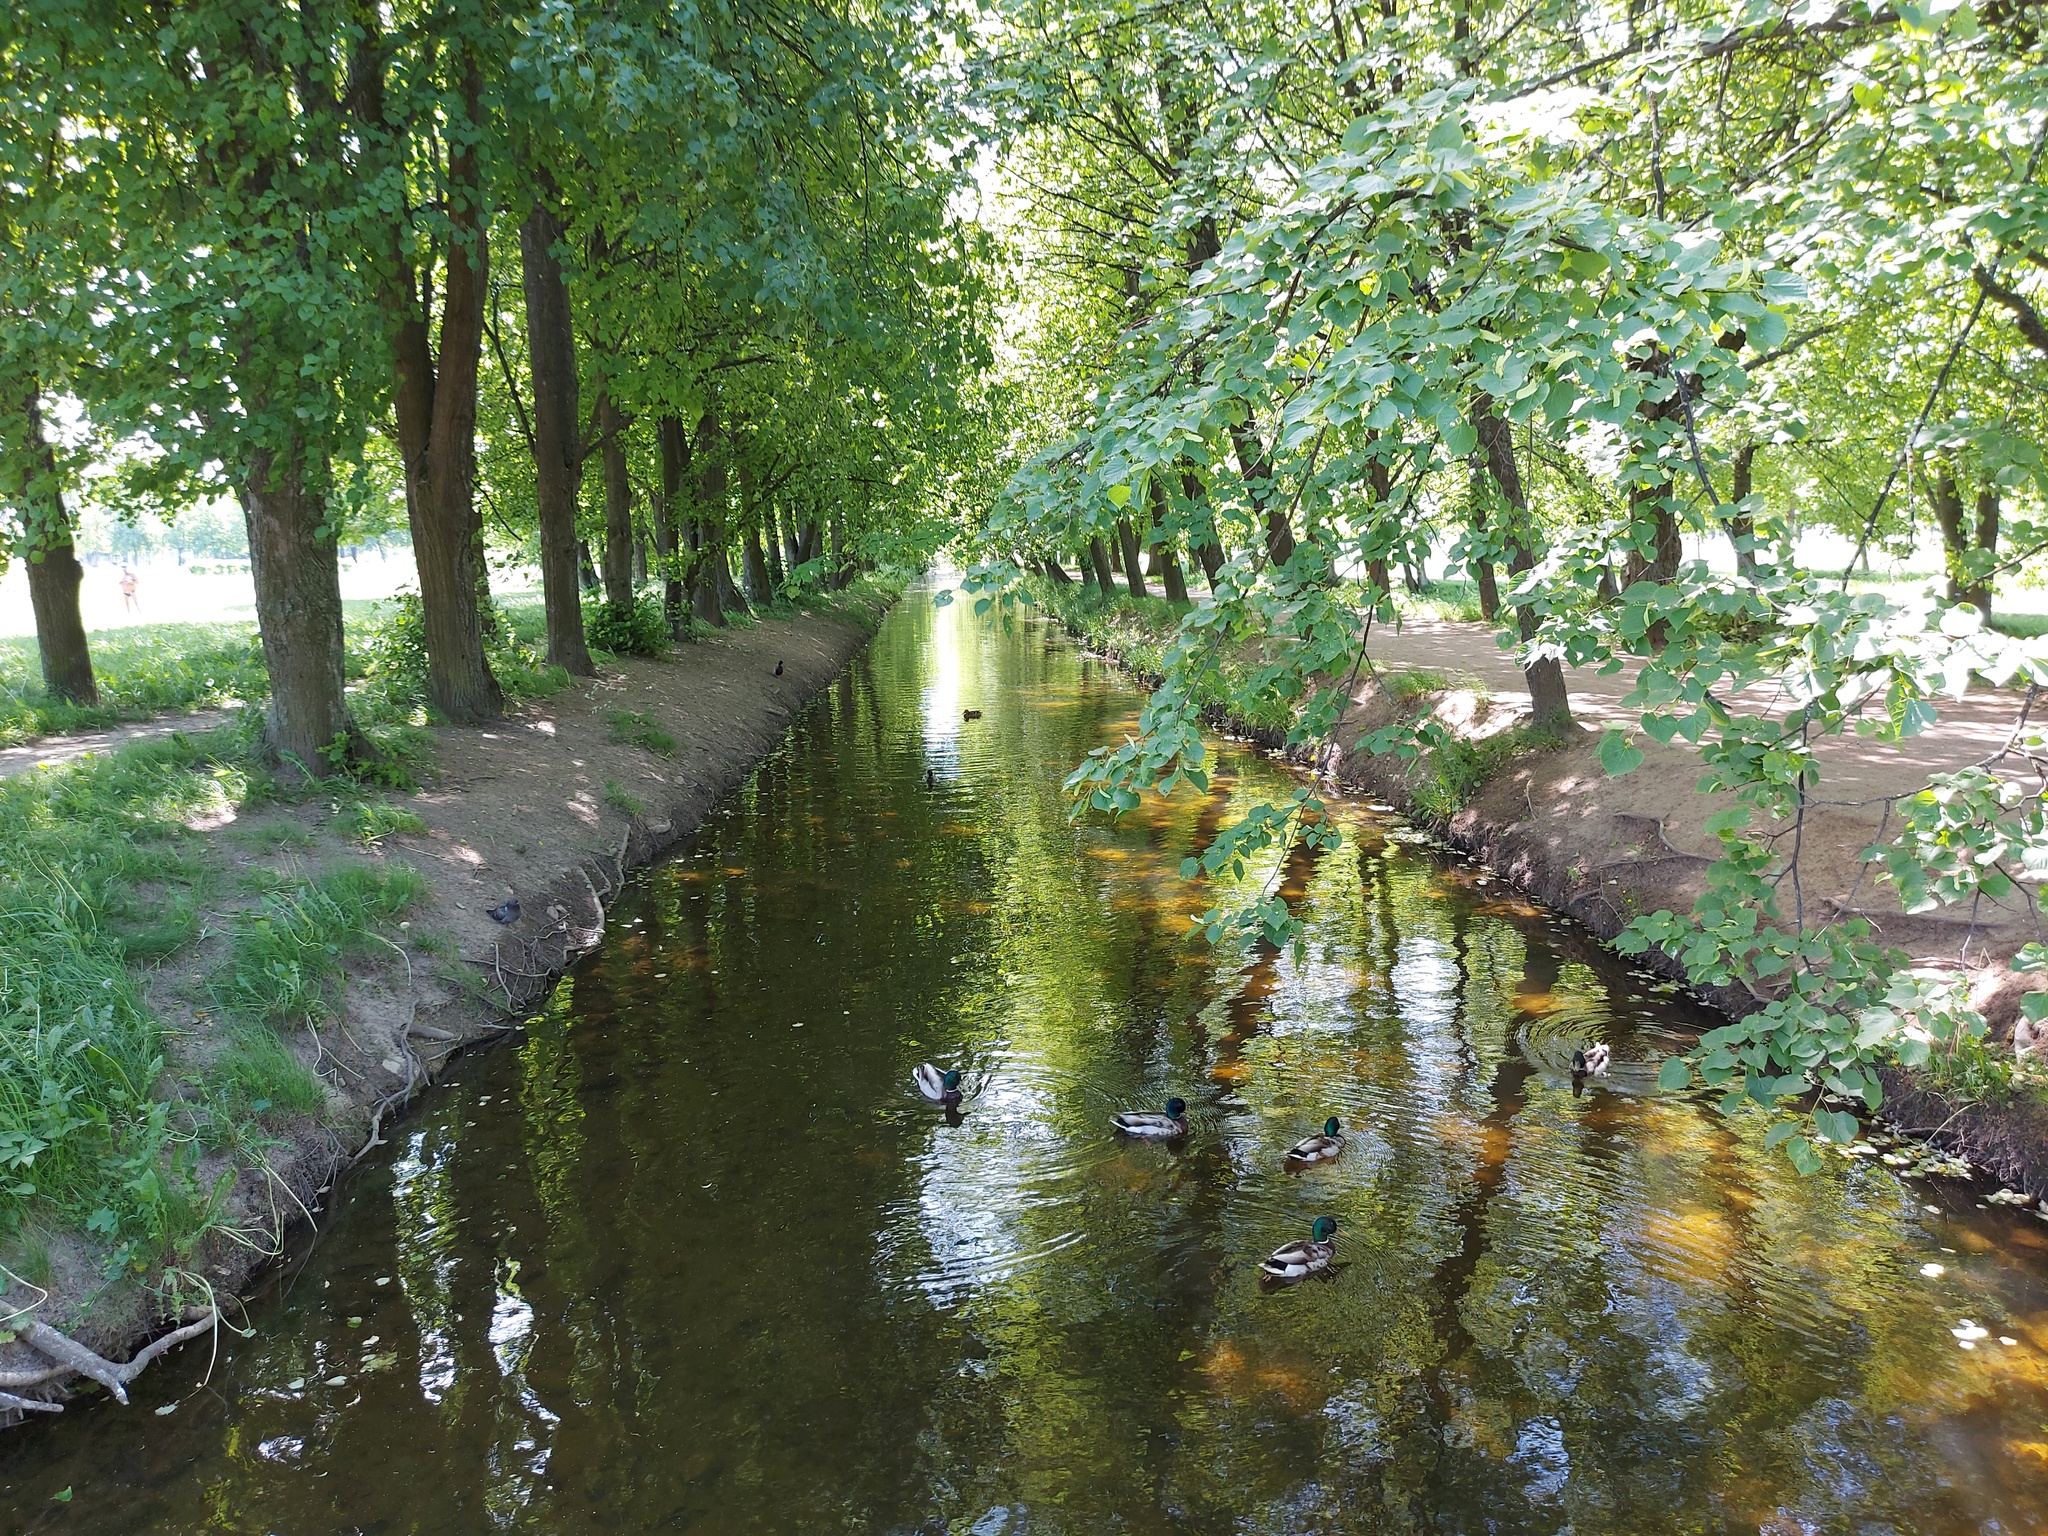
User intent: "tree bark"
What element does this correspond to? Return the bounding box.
[688,410,727,627]
[1970,483,2000,617]
[1729,440,1758,581]
[239,444,362,774]
[518,203,595,675]
[1230,423,1296,568]
[763,501,787,591]
[1042,554,1074,583]
[1088,536,1116,592]
[10,380,97,703]
[1930,458,1999,615]
[596,388,634,609]
[1116,517,1149,599]
[743,527,773,604]
[654,416,687,632]
[385,62,500,724]
[1467,469,1500,622]
[1146,480,1190,602]
[1472,396,1572,735]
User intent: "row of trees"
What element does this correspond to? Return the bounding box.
[974,0,2048,1159]
[2,0,989,768]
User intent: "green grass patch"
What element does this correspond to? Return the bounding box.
[602,779,645,816]
[339,799,429,845]
[209,863,426,1029]
[0,622,267,746]
[1410,725,1547,823]
[0,732,249,1267]
[204,1025,328,1123]
[1382,666,1470,701]
[606,709,678,756]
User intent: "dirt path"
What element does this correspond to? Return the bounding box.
[0,709,230,778]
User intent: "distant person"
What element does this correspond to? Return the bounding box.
[119,567,139,614]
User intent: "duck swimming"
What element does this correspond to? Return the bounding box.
[913,1063,963,1109]
[1573,1043,1611,1077]
[1111,1097,1187,1140]
[1284,1117,1345,1168]
[1261,1217,1338,1282]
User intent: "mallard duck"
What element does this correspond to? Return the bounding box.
[913,1063,963,1108]
[1111,1097,1187,1139]
[1573,1043,1611,1076]
[1284,1117,1345,1168]
[1261,1217,1338,1282]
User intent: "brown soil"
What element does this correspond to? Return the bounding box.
[0,595,890,1416]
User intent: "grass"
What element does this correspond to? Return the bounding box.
[339,799,429,845]
[0,731,244,1270]
[606,709,677,757]
[0,622,267,746]
[1382,666,1469,701]
[209,864,425,1029]
[204,1026,329,1123]
[1409,725,1546,822]
[603,780,645,816]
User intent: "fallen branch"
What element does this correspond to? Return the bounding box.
[0,1313,217,1407]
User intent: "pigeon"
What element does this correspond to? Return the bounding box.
[774,660,784,676]
[488,899,521,925]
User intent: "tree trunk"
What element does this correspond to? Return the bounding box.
[1622,371,1684,592]
[1729,441,1758,582]
[239,443,362,774]
[656,416,688,632]
[386,65,499,725]
[1472,396,1572,735]
[1931,458,1999,616]
[1043,554,1074,583]
[743,527,773,604]
[763,502,787,591]
[781,505,803,572]
[633,527,647,587]
[1968,483,2000,617]
[578,540,600,591]
[1468,475,1501,623]
[1117,517,1149,599]
[1230,423,1295,567]
[688,410,727,627]
[11,380,97,703]
[518,202,595,676]
[1088,536,1116,592]
[1145,479,1190,603]
[597,388,634,609]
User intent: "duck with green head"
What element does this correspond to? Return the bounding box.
[1284,1117,1344,1168]
[913,1063,963,1109]
[1111,1097,1188,1140]
[1261,1217,1339,1282]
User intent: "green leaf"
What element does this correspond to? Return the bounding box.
[1814,1107,1861,1144]
[1656,1056,1693,1091]
[1598,729,1644,778]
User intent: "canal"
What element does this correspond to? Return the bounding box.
[8,587,2048,1533]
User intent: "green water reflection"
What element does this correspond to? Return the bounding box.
[9,589,2048,1534]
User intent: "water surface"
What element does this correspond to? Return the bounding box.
[8,589,2048,1534]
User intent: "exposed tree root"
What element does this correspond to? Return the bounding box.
[0,1313,217,1412]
